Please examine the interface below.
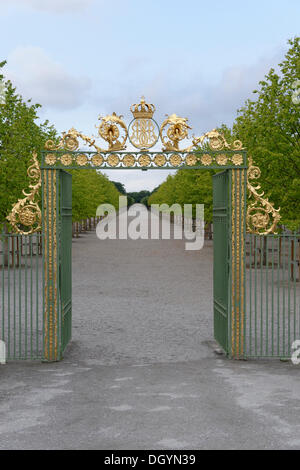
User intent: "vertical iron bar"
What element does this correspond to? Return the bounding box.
[288,234,291,356]
[30,235,33,358]
[282,233,286,356]
[260,235,263,356]
[277,234,280,356]
[25,235,28,359]
[271,235,274,356]
[254,235,258,356]
[18,235,22,359]
[249,233,253,356]
[265,236,269,355]
[1,232,4,346]
[36,230,39,358]
[7,234,10,359]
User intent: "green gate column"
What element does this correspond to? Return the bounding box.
[43,169,59,361]
[231,169,246,358]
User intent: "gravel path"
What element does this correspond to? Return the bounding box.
[70,214,214,365]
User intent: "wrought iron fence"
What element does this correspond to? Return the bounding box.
[0,232,43,360]
[244,232,300,359]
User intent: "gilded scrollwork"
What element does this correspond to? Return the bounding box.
[160,114,192,151]
[192,129,244,152]
[98,112,128,151]
[246,157,281,235]
[43,100,246,161]
[45,127,103,153]
[7,152,42,235]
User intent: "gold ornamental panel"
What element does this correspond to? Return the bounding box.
[138,154,151,167]
[107,154,120,167]
[76,154,88,166]
[169,154,182,166]
[45,154,56,166]
[201,154,213,166]
[123,154,135,167]
[185,154,197,166]
[60,154,73,166]
[91,154,104,166]
[231,154,243,166]
[216,154,228,166]
[154,154,166,167]
[129,118,159,150]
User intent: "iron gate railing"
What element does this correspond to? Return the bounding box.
[244,232,300,359]
[1,231,43,360]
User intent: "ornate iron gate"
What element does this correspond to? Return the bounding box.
[213,170,231,354]
[4,97,284,362]
[59,170,72,355]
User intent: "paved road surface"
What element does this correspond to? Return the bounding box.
[0,214,300,449]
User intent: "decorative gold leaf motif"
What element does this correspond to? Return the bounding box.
[231,153,243,166]
[64,134,79,151]
[192,129,244,152]
[107,154,120,167]
[60,154,73,166]
[138,154,151,167]
[98,113,128,151]
[43,99,245,167]
[169,154,182,167]
[216,154,228,166]
[91,154,104,166]
[201,154,213,166]
[76,154,88,166]
[246,157,281,235]
[45,127,103,153]
[122,154,135,167]
[160,114,192,151]
[7,152,42,235]
[154,154,166,167]
[45,154,57,166]
[185,154,197,166]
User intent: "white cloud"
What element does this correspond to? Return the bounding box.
[0,0,95,14]
[5,46,92,110]
[90,47,285,139]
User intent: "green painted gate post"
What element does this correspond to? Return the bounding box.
[42,168,72,361]
[230,168,247,359]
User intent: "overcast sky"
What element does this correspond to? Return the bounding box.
[1,0,299,191]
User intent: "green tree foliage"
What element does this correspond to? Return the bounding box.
[0,61,122,226]
[111,181,126,195]
[149,37,300,230]
[0,61,56,224]
[70,170,121,222]
[233,37,300,229]
[127,190,151,204]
